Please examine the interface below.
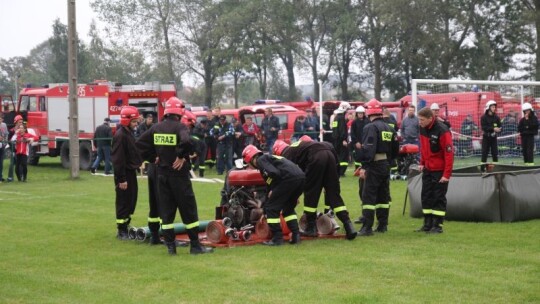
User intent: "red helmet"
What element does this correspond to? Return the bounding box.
[365,98,383,116]
[272,140,289,156]
[120,106,139,126]
[242,144,262,165]
[164,97,185,117]
[181,110,196,126]
[14,115,23,123]
[299,135,313,142]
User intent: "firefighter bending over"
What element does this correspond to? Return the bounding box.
[273,138,357,240]
[242,144,305,246]
[356,99,398,236]
[136,97,213,255]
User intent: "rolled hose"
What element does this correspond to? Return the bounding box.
[128,226,138,240]
[135,220,210,242]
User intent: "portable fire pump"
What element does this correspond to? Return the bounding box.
[205,167,341,244]
[205,169,266,243]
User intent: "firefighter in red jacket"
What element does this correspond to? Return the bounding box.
[242,144,304,246]
[136,97,213,255]
[416,107,454,233]
[356,99,399,236]
[273,139,357,240]
[111,106,143,240]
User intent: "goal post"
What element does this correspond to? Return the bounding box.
[410,79,540,167]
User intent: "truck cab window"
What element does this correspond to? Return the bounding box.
[20,96,30,112]
[29,96,38,111]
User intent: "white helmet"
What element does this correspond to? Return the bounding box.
[356,106,366,113]
[485,100,497,111]
[522,102,533,112]
[338,101,351,112]
[430,103,440,110]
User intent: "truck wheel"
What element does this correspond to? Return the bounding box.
[79,142,92,170]
[60,142,70,169]
[28,146,40,166]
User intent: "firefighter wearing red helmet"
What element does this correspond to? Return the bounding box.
[356,98,398,236]
[242,144,305,246]
[274,139,357,240]
[416,107,454,233]
[183,110,206,178]
[111,106,143,240]
[136,97,213,255]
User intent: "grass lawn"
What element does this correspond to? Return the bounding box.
[0,157,538,304]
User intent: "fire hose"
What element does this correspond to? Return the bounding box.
[135,220,211,242]
[206,218,254,243]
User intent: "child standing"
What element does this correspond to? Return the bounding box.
[11,124,38,182]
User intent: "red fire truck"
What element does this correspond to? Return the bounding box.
[16,80,176,169]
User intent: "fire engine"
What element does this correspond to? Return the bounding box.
[16,80,176,169]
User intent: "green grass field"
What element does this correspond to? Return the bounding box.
[0,158,538,304]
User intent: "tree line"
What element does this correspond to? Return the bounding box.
[0,0,538,108]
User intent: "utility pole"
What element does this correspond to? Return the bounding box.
[67,0,80,178]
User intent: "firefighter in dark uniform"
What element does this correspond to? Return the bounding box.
[416,107,454,233]
[182,111,206,178]
[349,106,369,224]
[332,101,351,176]
[350,106,368,170]
[111,106,143,240]
[192,119,208,177]
[136,97,213,255]
[242,144,304,246]
[480,100,502,165]
[204,110,217,169]
[356,99,399,236]
[136,118,162,245]
[273,139,357,240]
[145,160,162,244]
[518,102,539,165]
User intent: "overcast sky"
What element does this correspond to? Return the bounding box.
[0,0,101,59]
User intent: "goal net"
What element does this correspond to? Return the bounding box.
[410,79,540,167]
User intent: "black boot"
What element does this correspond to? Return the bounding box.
[428,215,444,234]
[187,228,214,254]
[335,210,357,240]
[343,220,357,240]
[262,223,284,246]
[375,207,389,233]
[199,169,204,178]
[415,215,433,232]
[286,218,301,245]
[165,241,177,255]
[300,213,318,237]
[149,222,162,245]
[289,232,301,244]
[116,224,129,240]
[358,209,374,237]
